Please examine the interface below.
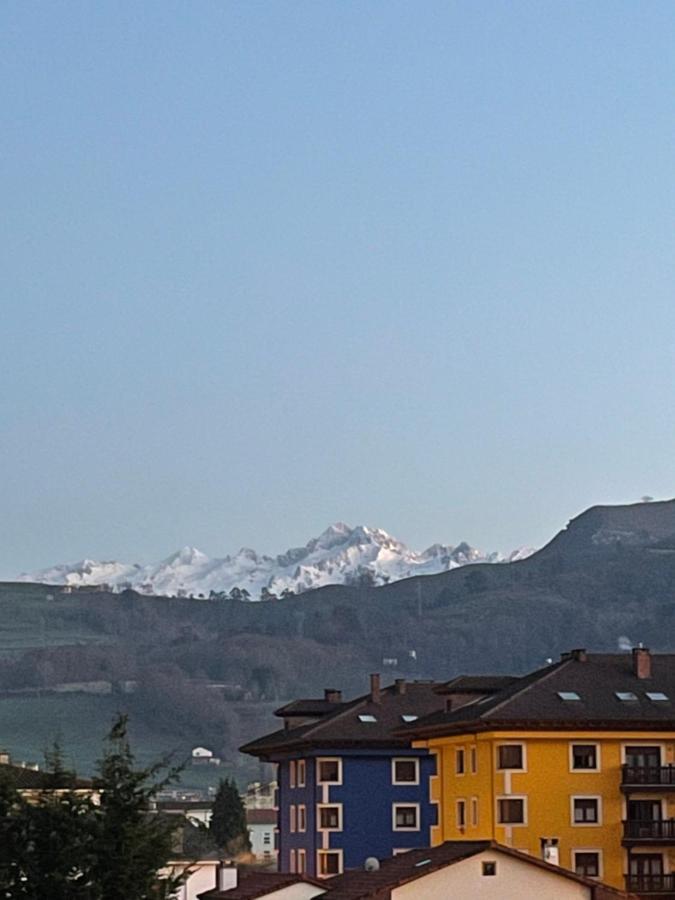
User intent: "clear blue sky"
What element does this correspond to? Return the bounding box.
[2,1,675,576]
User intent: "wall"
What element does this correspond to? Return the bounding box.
[392,850,589,900]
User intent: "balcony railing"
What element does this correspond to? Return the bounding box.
[626,873,675,893]
[624,819,675,842]
[622,765,675,788]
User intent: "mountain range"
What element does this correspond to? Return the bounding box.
[19,523,534,599]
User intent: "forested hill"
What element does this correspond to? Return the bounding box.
[2,497,675,776]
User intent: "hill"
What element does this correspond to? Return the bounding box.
[2,498,675,781]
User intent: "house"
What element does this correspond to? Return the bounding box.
[402,646,675,896]
[192,747,222,766]
[198,843,636,899]
[156,798,213,827]
[240,675,446,878]
[244,780,278,810]
[247,808,278,865]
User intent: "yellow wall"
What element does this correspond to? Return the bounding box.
[419,730,675,891]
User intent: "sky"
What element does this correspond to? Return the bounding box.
[2,1,675,577]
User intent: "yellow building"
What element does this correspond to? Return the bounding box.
[406,648,675,897]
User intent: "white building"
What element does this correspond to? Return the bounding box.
[246,808,277,866]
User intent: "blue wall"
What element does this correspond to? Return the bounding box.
[277,748,437,877]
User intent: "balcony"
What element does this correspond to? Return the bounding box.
[623,819,675,845]
[625,873,675,895]
[621,765,675,791]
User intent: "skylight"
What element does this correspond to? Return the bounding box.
[647,692,669,702]
[557,691,581,701]
[358,714,377,723]
[415,859,432,868]
[615,691,638,702]
[401,715,418,723]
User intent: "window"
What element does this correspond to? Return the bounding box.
[558,691,581,701]
[497,744,524,770]
[573,851,600,878]
[298,804,306,832]
[392,758,419,785]
[573,797,600,824]
[317,758,342,784]
[297,849,307,874]
[647,692,669,702]
[482,861,497,876]
[393,804,420,831]
[263,832,271,845]
[456,748,465,774]
[471,797,479,827]
[497,797,526,825]
[317,850,342,877]
[289,804,296,833]
[616,691,638,701]
[571,744,599,771]
[289,849,296,873]
[289,760,296,788]
[358,714,377,722]
[297,759,306,786]
[456,799,466,828]
[470,747,477,774]
[318,804,342,831]
[401,714,418,723]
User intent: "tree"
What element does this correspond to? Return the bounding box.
[91,715,185,900]
[209,777,251,855]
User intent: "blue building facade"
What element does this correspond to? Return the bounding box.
[241,676,445,878]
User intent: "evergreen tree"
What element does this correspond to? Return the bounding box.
[91,715,185,900]
[209,777,251,854]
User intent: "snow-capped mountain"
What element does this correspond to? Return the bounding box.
[19,524,535,599]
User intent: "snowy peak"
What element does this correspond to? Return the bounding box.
[19,525,535,599]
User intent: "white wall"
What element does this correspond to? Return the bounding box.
[392,850,590,900]
[249,822,277,861]
[166,861,219,900]
[255,885,325,900]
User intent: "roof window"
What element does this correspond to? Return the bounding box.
[646,692,669,702]
[615,691,638,701]
[401,715,418,723]
[557,691,581,701]
[415,858,432,868]
[358,714,377,723]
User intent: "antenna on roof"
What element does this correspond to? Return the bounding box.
[364,857,380,872]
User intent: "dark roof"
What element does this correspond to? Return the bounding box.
[435,674,519,695]
[241,681,446,759]
[199,872,323,900]
[403,651,675,737]
[323,841,635,900]
[246,808,277,825]
[157,799,212,811]
[0,763,92,791]
[274,699,347,718]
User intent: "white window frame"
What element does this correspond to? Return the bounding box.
[317,849,343,878]
[297,848,307,873]
[289,760,296,788]
[297,803,307,833]
[316,757,342,785]
[496,795,527,826]
[569,742,601,773]
[571,848,603,879]
[317,802,343,832]
[620,742,666,764]
[496,742,527,772]
[289,804,296,833]
[471,796,479,827]
[297,759,306,787]
[392,802,421,832]
[392,757,420,785]
[571,795,602,827]
[289,849,296,873]
[470,746,477,774]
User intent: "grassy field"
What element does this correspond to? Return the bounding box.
[0,693,258,789]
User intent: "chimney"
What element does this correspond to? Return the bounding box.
[633,645,651,679]
[324,689,342,703]
[218,864,238,891]
[370,673,381,704]
[395,679,406,695]
[561,649,587,662]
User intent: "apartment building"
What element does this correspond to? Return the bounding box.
[240,675,445,878]
[403,647,675,897]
